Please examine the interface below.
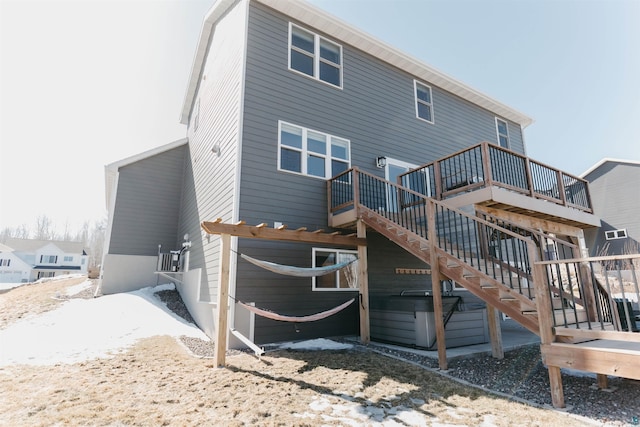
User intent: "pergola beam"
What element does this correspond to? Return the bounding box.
[201,221,366,246]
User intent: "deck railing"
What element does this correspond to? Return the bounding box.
[329,167,537,300]
[399,141,593,213]
[537,254,640,332]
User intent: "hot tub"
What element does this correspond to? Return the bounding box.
[370,292,489,349]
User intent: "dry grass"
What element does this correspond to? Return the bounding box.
[0,278,589,426]
[0,275,88,329]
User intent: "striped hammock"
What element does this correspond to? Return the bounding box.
[237,298,355,323]
[240,253,356,277]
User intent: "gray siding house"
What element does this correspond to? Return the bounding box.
[582,158,640,256]
[102,0,535,347]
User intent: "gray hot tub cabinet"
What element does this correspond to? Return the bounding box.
[370,294,489,349]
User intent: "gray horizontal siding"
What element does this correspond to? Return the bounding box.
[109,145,186,256]
[234,2,527,342]
[179,1,247,303]
[585,162,640,255]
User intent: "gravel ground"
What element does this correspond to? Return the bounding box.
[156,287,640,426]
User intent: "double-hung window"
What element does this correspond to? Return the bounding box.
[312,248,358,291]
[278,121,350,179]
[495,118,510,148]
[289,23,342,88]
[414,81,434,123]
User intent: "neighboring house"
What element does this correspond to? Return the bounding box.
[102,0,597,353]
[1,238,89,282]
[581,158,640,256]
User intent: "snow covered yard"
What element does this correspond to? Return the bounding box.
[0,277,606,426]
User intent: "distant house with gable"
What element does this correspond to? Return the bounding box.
[0,238,89,283]
[581,158,640,256]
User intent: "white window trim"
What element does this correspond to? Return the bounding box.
[495,117,510,148]
[605,229,627,240]
[288,22,343,90]
[312,247,359,291]
[414,80,434,124]
[277,120,351,180]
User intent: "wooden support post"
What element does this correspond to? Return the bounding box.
[596,373,609,390]
[531,243,565,408]
[487,305,504,359]
[548,366,565,408]
[357,220,370,344]
[214,233,231,367]
[427,200,447,370]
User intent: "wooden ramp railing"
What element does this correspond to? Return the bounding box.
[329,167,640,408]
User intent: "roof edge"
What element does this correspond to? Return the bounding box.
[580,157,640,178]
[179,0,533,129]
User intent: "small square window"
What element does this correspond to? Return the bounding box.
[312,248,358,291]
[605,229,628,240]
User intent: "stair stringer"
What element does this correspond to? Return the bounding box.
[359,208,541,335]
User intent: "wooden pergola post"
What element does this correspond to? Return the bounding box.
[357,219,370,343]
[214,233,231,367]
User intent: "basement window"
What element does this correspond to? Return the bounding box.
[605,229,627,240]
[312,248,358,291]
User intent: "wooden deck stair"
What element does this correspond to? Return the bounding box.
[360,208,589,338]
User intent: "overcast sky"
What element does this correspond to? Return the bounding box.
[1,0,639,235]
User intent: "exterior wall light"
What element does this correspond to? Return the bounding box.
[376,156,387,168]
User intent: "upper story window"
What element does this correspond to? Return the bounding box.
[414,81,434,123]
[64,256,73,262]
[0,259,10,267]
[278,121,350,179]
[605,229,627,240]
[289,23,342,88]
[39,255,58,264]
[312,248,358,291]
[495,118,510,148]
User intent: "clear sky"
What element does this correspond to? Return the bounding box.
[2,0,639,235]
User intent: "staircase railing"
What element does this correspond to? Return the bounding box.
[329,167,538,301]
[537,254,640,332]
[398,141,593,213]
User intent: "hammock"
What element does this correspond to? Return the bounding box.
[240,253,356,277]
[237,298,355,323]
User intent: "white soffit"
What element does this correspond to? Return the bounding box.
[180,0,533,128]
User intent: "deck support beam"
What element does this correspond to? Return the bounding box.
[487,305,504,359]
[428,200,447,370]
[357,220,370,344]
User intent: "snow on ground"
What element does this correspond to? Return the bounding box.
[0,274,86,292]
[0,283,208,366]
[279,338,353,351]
[65,279,94,296]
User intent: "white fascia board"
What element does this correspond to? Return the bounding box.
[180,0,533,129]
[580,157,640,179]
[104,138,189,210]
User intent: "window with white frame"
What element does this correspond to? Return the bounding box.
[414,81,434,123]
[312,248,358,291]
[495,118,510,148]
[278,121,350,179]
[0,259,10,267]
[605,229,627,240]
[64,256,73,262]
[39,255,57,264]
[289,23,342,88]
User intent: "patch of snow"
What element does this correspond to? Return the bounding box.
[0,283,208,366]
[0,282,23,292]
[65,279,93,296]
[278,338,353,351]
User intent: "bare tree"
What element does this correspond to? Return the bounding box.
[34,215,53,240]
